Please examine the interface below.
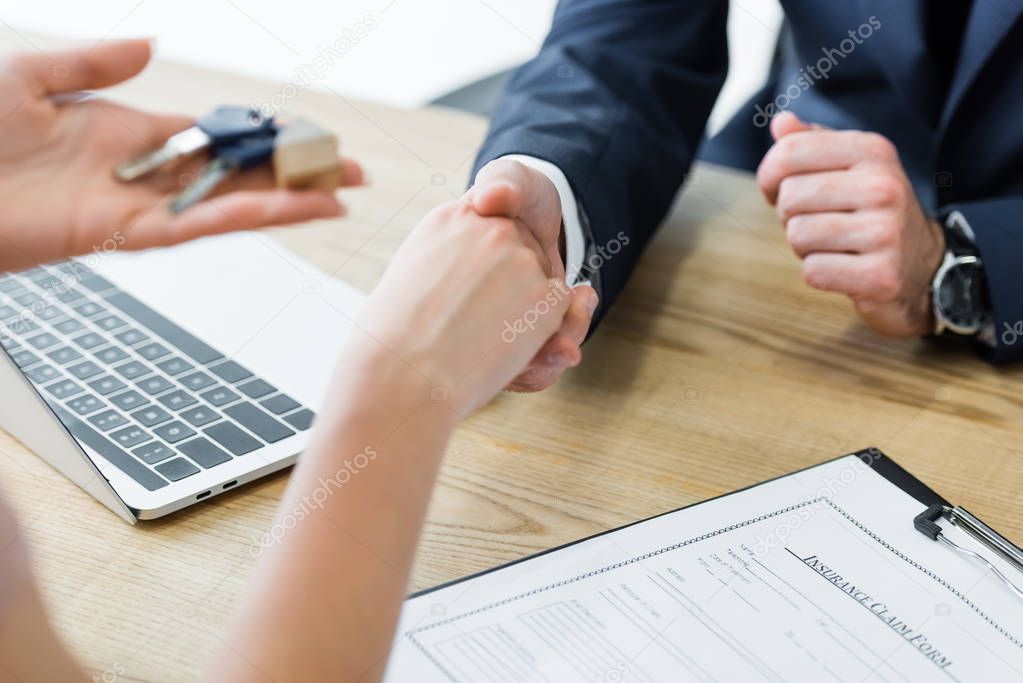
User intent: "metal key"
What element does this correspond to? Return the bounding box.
[169,132,277,214]
[115,106,275,181]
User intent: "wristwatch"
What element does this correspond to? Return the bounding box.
[931,211,992,337]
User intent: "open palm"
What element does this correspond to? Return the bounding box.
[0,39,363,273]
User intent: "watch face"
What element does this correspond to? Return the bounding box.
[936,260,991,333]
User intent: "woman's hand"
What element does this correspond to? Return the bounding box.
[345,199,577,418]
[0,39,364,272]
[213,200,577,683]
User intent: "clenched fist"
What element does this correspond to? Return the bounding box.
[757,113,945,338]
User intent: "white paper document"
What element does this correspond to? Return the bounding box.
[385,454,1023,682]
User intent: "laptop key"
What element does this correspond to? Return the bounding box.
[13,292,40,307]
[200,386,239,407]
[88,409,128,431]
[53,318,85,335]
[110,425,150,448]
[180,405,219,427]
[132,405,172,427]
[54,289,84,304]
[47,346,82,364]
[67,394,103,416]
[136,342,170,361]
[178,438,231,468]
[156,356,193,376]
[66,360,103,380]
[9,349,39,368]
[209,360,252,383]
[7,319,38,336]
[109,390,148,411]
[104,291,223,364]
[73,332,106,349]
[237,378,275,399]
[36,306,64,322]
[89,375,127,396]
[26,364,60,384]
[94,314,126,332]
[0,305,15,319]
[224,403,294,443]
[260,394,300,415]
[114,360,149,379]
[95,346,130,364]
[114,328,149,346]
[155,457,200,481]
[33,274,61,289]
[136,375,174,395]
[283,408,315,431]
[180,371,216,391]
[158,390,197,411]
[153,420,196,444]
[134,441,175,465]
[26,332,60,349]
[52,404,166,491]
[45,379,81,399]
[73,301,105,317]
[204,421,260,455]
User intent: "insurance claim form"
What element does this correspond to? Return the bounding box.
[384,454,1023,682]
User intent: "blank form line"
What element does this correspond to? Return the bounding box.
[648,573,781,683]
[544,604,637,682]
[520,610,596,679]
[469,631,521,682]
[600,588,716,683]
[745,565,802,611]
[747,553,909,683]
[553,603,657,683]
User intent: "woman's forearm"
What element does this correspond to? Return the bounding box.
[208,350,458,682]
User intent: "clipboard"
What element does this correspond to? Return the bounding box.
[389,448,1023,683]
[410,447,1020,599]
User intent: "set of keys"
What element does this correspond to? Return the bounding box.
[115,106,342,213]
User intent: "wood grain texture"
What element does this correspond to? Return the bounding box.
[1,32,1021,682]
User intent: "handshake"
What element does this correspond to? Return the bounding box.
[353,158,600,413]
[0,40,593,419]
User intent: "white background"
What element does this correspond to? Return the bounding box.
[2,0,782,132]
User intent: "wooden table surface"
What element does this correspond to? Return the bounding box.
[1,35,1021,683]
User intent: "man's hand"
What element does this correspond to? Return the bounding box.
[467,159,598,392]
[756,112,945,338]
[0,40,364,272]
[350,201,574,416]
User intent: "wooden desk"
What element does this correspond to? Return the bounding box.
[1,37,1021,682]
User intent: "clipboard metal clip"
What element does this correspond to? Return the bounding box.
[914,504,1023,600]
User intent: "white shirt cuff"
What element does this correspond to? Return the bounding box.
[486,154,589,287]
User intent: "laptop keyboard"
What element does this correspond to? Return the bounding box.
[0,261,316,492]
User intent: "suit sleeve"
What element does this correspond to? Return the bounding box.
[472,0,729,324]
[945,199,1023,364]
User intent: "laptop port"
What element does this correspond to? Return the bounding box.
[222,480,238,489]
[196,490,211,500]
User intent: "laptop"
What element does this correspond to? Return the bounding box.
[0,231,365,523]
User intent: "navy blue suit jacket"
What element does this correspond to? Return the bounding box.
[473,0,1023,363]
